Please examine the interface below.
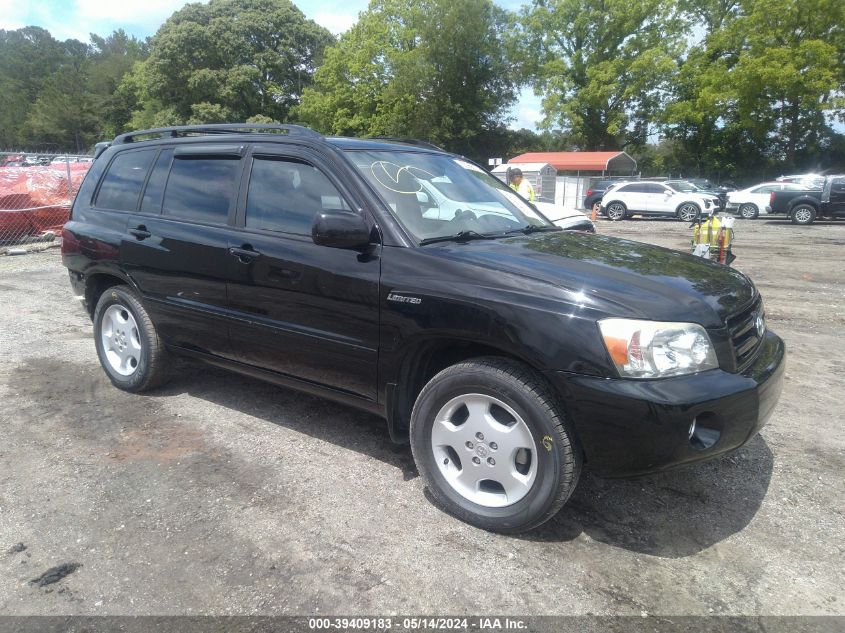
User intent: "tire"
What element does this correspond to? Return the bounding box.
[605,202,627,221]
[591,201,601,216]
[791,204,816,225]
[677,202,701,222]
[738,203,759,220]
[93,285,170,392]
[409,357,581,533]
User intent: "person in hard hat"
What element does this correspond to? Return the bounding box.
[509,168,536,202]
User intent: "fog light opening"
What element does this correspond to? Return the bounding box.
[689,415,721,451]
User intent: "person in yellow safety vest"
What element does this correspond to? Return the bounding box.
[509,168,536,202]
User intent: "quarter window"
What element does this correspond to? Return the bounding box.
[162,156,241,224]
[245,158,350,235]
[95,149,156,211]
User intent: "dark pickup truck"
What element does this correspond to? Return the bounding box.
[769,175,845,225]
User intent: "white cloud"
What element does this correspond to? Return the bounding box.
[0,0,26,30]
[508,88,543,131]
[74,0,195,23]
[312,10,358,35]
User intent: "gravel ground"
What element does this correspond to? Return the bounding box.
[0,218,843,617]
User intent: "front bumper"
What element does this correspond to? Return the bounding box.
[547,331,785,477]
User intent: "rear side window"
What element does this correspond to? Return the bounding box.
[618,183,646,193]
[140,149,174,213]
[643,183,666,193]
[95,149,156,211]
[245,158,350,235]
[162,157,241,224]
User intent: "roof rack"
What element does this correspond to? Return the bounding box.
[113,123,323,145]
[368,136,444,151]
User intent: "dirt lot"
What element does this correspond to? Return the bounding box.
[0,217,843,617]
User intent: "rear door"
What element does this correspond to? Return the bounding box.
[748,184,779,211]
[120,143,245,358]
[226,146,381,400]
[612,183,649,212]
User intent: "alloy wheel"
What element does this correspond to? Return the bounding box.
[100,304,142,376]
[431,393,538,508]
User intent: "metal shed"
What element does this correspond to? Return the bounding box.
[492,162,557,202]
[508,152,638,208]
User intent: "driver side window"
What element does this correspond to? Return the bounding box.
[245,157,350,235]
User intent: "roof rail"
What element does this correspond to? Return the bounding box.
[113,123,323,145]
[368,136,444,151]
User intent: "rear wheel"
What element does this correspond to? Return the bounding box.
[677,202,701,222]
[738,203,759,219]
[93,285,170,392]
[410,357,581,533]
[791,204,816,225]
[605,202,626,221]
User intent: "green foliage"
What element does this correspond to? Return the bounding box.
[517,0,684,151]
[124,0,333,127]
[663,0,845,179]
[0,26,146,151]
[297,0,518,157]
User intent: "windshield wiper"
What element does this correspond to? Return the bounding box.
[505,224,563,235]
[419,230,504,245]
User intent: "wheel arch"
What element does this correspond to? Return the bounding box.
[788,197,819,215]
[385,338,553,443]
[83,270,136,319]
[675,199,702,215]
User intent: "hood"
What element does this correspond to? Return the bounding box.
[428,231,755,327]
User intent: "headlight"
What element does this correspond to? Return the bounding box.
[598,319,718,378]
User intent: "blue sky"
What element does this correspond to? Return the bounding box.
[0,0,543,130]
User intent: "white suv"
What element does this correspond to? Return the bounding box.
[600,181,721,221]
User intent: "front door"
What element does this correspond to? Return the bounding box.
[827,177,845,217]
[645,183,675,214]
[226,149,381,400]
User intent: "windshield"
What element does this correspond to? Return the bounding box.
[666,181,701,192]
[344,150,552,242]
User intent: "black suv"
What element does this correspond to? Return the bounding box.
[62,124,785,533]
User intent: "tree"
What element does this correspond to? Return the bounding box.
[124,0,333,128]
[516,0,684,151]
[296,0,518,158]
[0,27,66,147]
[663,0,845,180]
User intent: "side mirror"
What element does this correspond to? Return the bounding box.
[312,210,372,250]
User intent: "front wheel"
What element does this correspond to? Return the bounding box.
[93,285,171,392]
[738,203,759,220]
[677,202,701,222]
[791,204,816,225]
[410,358,581,533]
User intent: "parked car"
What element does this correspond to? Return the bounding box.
[600,181,722,221]
[769,175,845,224]
[582,179,625,212]
[665,180,726,209]
[532,201,595,232]
[62,123,785,533]
[726,182,806,219]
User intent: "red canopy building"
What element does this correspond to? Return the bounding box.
[508,151,637,175]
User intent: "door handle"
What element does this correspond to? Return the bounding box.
[129,225,151,240]
[229,245,260,263]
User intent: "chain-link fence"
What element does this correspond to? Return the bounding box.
[0,151,92,255]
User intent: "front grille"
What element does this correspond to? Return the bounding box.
[726,297,764,371]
